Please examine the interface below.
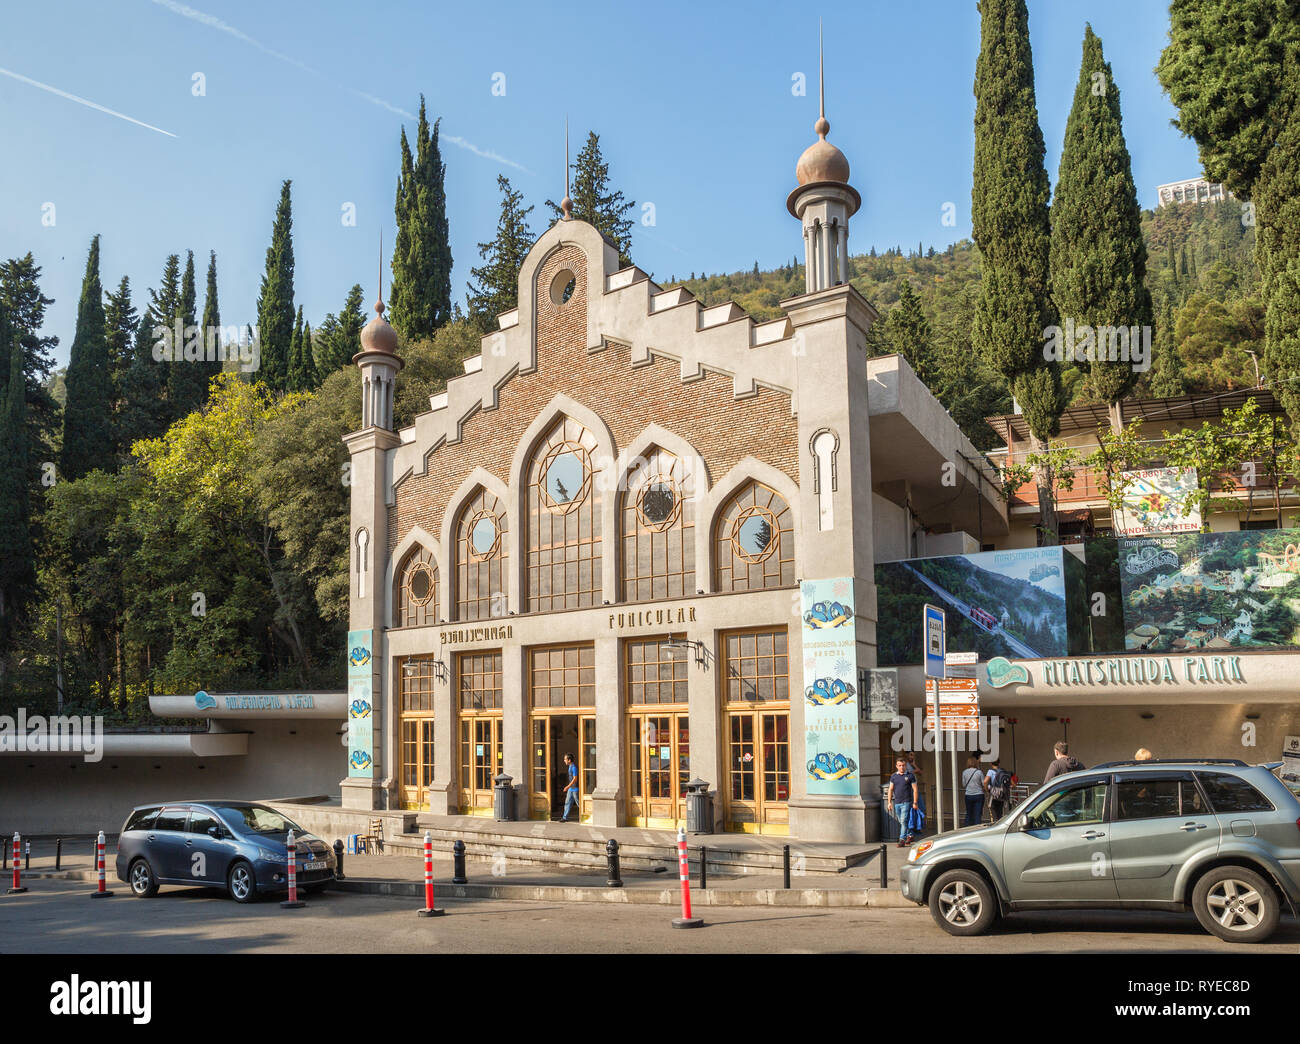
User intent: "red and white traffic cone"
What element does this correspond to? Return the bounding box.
[6,833,25,895]
[417,829,443,917]
[671,826,702,929]
[90,829,113,898]
[280,828,305,908]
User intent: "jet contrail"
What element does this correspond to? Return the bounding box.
[150,0,530,173]
[0,66,176,137]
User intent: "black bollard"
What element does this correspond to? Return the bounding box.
[783,844,791,889]
[2,838,6,870]
[55,838,62,870]
[879,842,888,888]
[606,839,623,888]
[333,839,345,881]
[700,846,707,890]
[452,839,468,884]
[24,841,30,872]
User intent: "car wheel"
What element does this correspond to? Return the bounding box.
[128,858,158,898]
[928,868,998,936]
[1192,865,1279,943]
[227,860,258,904]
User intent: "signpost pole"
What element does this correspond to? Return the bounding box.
[922,604,946,839]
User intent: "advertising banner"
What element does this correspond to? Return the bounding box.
[347,629,374,778]
[1283,736,1300,788]
[1114,466,1201,537]
[1118,528,1300,652]
[861,667,899,723]
[801,578,859,796]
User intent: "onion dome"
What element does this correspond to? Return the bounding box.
[359,297,398,356]
[796,115,850,186]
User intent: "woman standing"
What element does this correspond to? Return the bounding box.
[962,754,987,826]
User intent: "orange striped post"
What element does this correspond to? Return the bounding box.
[671,826,702,928]
[280,829,305,909]
[6,833,25,895]
[90,830,114,898]
[417,829,444,917]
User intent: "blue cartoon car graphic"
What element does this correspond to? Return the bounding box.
[807,752,857,781]
[805,678,856,705]
[803,600,851,629]
[348,646,371,668]
[349,750,373,771]
[349,698,372,719]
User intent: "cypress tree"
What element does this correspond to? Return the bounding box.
[200,249,222,383]
[0,253,61,474]
[119,313,168,450]
[103,275,136,411]
[467,175,536,330]
[876,279,933,384]
[1257,71,1300,431]
[546,132,636,266]
[0,306,34,697]
[1049,26,1153,414]
[390,98,452,339]
[164,249,208,419]
[61,235,114,480]
[972,0,1063,544]
[256,180,296,392]
[286,306,313,392]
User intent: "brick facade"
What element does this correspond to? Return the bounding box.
[388,243,798,553]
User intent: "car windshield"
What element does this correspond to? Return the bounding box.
[215,805,303,836]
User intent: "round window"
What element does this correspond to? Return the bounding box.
[548,268,578,306]
[407,564,434,604]
[637,478,679,530]
[734,507,778,562]
[542,450,586,509]
[470,515,500,559]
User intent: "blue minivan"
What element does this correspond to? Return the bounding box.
[115,800,336,902]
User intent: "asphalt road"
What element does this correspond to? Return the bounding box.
[5,879,1298,954]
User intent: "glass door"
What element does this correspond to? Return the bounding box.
[530,716,551,819]
[400,717,435,811]
[627,712,690,827]
[459,715,502,814]
[725,710,789,833]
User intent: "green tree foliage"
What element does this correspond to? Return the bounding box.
[868,277,932,382]
[390,98,453,339]
[287,305,317,392]
[1145,301,1189,398]
[0,254,61,477]
[256,181,296,391]
[546,131,636,266]
[467,175,535,330]
[0,306,34,698]
[103,275,137,460]
[314,284,367,376]
[198,249,222,391]
[119,313,169,452]
[1050,26,1152,408]
[61,235,114,481]
[972,0,1063,541]
[1174,291,1264,390]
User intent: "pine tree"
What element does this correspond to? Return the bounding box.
[286,305,315,392]
[119,313,168,451]
[163,250,208,419]
[390,97,453,339]
[467,175,536,330]
[61,235,114,480]
[103,275,136,409]
[0,253,61,473]
[314,284,367,375]
[874,279,933,383]
[256,180,296,392]
[546,131,636,266]
[972,0,1063,544]
[1050,26,1153,413]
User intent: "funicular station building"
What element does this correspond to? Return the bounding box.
[341,104,1006,844]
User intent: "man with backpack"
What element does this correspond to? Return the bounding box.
[985,758,1013,820]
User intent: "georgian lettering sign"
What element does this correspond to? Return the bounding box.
[439,624,514,645]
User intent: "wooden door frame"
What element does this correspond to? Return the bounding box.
[529,709,595,821]
[626,707,690,828]
[399,714,436,811]
[723,706,790,834]
[458,711,502,814]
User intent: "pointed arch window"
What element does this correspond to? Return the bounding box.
[620,446,695,601]
[454,488,507,621]
[714,481,795,591]
[526,416,602,612]
[395,545,438,627]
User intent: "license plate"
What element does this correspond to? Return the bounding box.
[302,861,327,872]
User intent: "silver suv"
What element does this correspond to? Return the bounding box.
[899,759,1300,943]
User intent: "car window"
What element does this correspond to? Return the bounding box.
[152,807,189,832]
[214,805,302,835]
[1025,780,1107,829]
[123,807,160,832]
[1197,772,1274,813]
[1116,777,1193,821]
[187,810,220,836]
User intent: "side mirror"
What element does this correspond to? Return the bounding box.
[1020,816,1037,832]
[207,825,223,839]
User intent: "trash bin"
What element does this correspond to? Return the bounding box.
[493,773,515,822]
[879,783,900,841]
[684,778,713,834]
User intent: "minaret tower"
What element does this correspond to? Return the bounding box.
[341,252,404,811]
[787,26,860,293]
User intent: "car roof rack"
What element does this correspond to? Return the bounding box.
[1091,758,1247,769]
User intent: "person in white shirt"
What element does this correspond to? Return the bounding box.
[962,755,987,826]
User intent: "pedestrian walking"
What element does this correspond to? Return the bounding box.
[985,757,1013,820]
[888,757,918,847]
[906,751,927,836]
[962,755,986,826]
[1043,741,1085,783]
[559,752,579,822]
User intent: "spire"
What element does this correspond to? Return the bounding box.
[815,20,830,140]
[375,229,385,316]
[561,116,573,221]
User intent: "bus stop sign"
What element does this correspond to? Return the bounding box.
[923,604,946,680]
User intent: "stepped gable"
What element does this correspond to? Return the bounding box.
[386,218,802,552]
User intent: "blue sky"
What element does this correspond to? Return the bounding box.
[0,0,1201,368]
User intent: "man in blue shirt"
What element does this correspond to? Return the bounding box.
[888,757,918,847]
[560,753,579,823]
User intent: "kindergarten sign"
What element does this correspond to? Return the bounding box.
[801,578,860,796]
[347,630,374,778]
